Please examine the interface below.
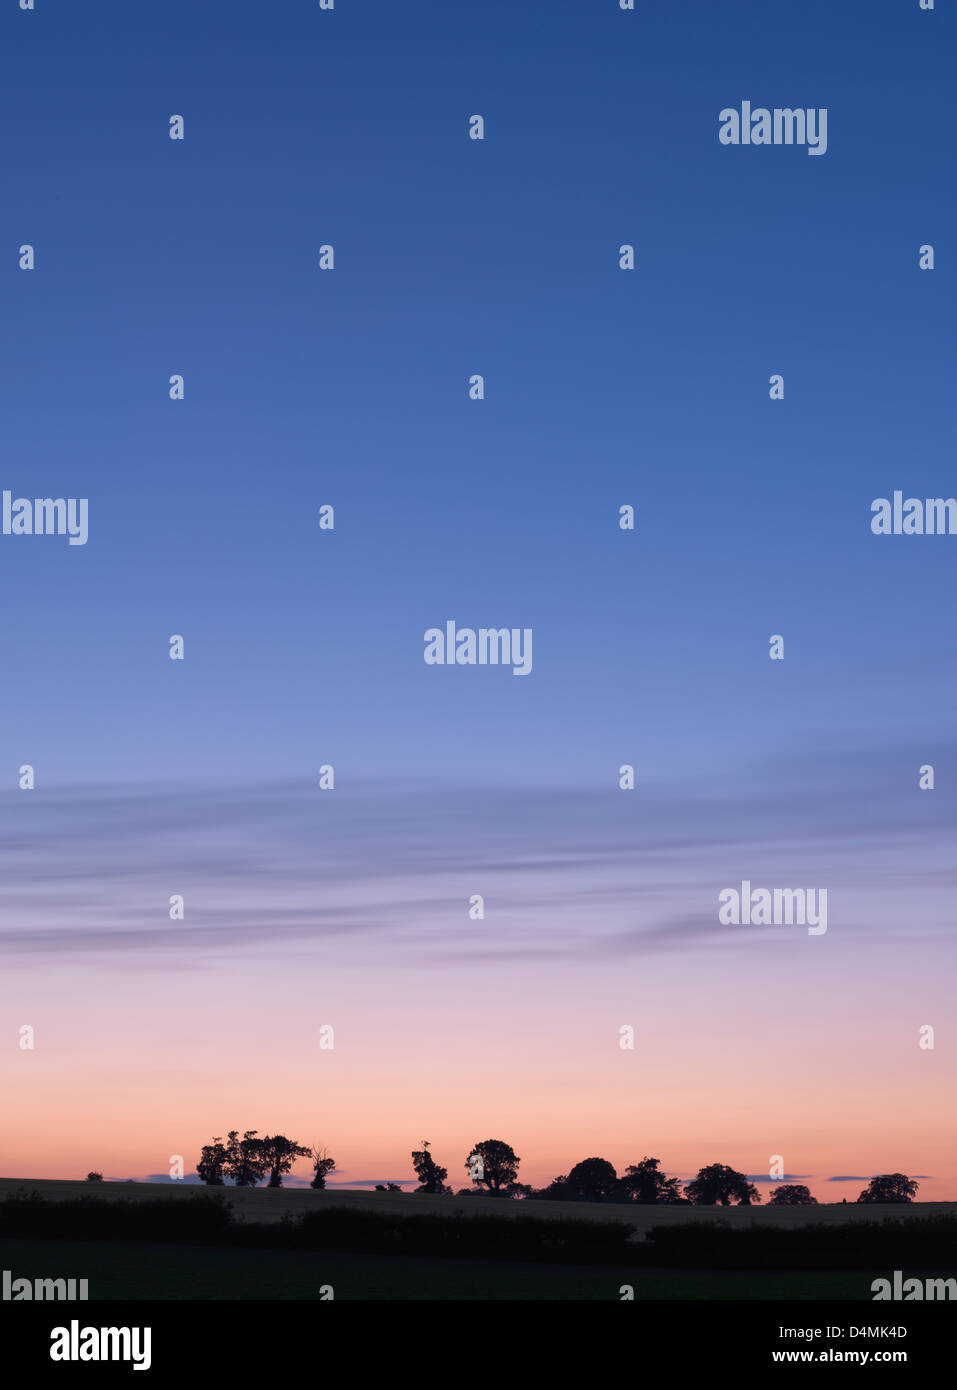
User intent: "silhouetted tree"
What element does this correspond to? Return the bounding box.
[309,1145,336,1190]
[224,1130,267,1187]
[566,1157,619,1202]
[857,1173,919,1204]
[412,1141,450,1194]
[620,1157,683,1204]
[769,1184,818,1206]
[197,1137,228,1186]
[685,1163,761,1206]
[85,1172,103,1183]
[465,1139,520,1194]
[375,1182,403,1192]
[530,1175,572,1201]
[258,1135,310,1188]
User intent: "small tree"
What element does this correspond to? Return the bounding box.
[769,1184,818,1206]
[411,1141,449,1194]
[465,1139,520,1194]
[259,1135,311,1188]
[309,1145,336,1190]
[531,1175,571,1201]
[85,1171,103,1183]
[857,1173,919,1204]
[685,1163,761,1206]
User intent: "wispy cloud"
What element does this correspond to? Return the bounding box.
[826,1175,932,1182]
[2,739,953,964]
[747,1174,810,1184]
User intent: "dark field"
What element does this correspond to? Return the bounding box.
[2,1181,953,1301]
[0,1238,894,1300]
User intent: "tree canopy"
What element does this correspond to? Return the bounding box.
[620,1157,684,1204]
[259,1135,311,1188]
[857,1173,919,1204]
[197,1130,311,1188]
[565,1157,619,1202]
[684,1163,761,1206]
[769,1184,818,1206]
[465,1139,520,1193]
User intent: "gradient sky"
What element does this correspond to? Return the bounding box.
[1,0,954,1200]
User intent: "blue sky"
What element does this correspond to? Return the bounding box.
[2,0,953,788]
[1,1,954,1194]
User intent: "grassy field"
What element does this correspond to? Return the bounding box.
[2,1178,950,1236]
[0,1237,891,1300]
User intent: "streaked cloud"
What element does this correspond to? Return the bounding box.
[2,738,954,964]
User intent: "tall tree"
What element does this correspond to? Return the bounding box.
[620,1157,683,1204]
[411,1141,449,1194]
[684,1163,761,1206]
[197,1136,228,1186]
[465,1139,520,1194]
[566,1157,619,1201]
[857,1173,919,1204]
[224,1130,267,1187]
[259,1135,311,1188]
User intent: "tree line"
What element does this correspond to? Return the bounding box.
[188,1133,920,1206]
[196,1132,335,1189]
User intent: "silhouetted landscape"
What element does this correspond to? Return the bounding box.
[1,1141,950,1301]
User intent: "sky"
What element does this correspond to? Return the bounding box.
[1,0,954,1200]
